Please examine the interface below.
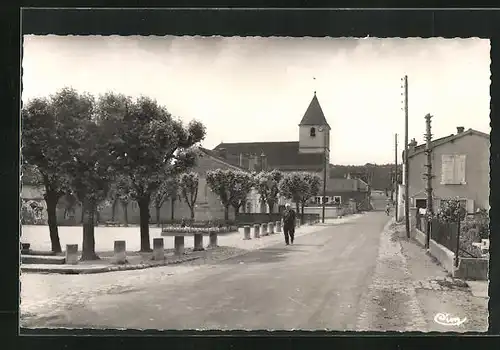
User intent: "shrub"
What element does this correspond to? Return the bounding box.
[436,198,466,223]
[161,219,236,228]
[459,210,489,257]
[21,200,46,225]
[459,227,483,257]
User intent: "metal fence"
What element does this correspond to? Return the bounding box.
[430,219,458,253]
[414,211,484,258]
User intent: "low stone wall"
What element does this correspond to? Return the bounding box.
[413,228,426,247]
[411,224,489,281]
[429,238,456,275]
[455,257,489,281]
[302,206,343,219]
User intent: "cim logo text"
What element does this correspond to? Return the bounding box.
[434,313,467,326]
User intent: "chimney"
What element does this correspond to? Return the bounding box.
[457,126,465,134]
[260,152,267,171]
[218,148,227,159]
[409,138,418,152]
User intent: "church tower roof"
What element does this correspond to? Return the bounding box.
[299,92,330,128]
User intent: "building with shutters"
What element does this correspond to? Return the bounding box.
[401,127,490,215]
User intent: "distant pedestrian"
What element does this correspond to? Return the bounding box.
[385,203,391,216]
[282,203,296,245]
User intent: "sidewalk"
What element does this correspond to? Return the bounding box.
[21,215,363,275]
[394,221,488,332]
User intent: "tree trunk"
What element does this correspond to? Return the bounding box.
[190,206,195,220]
[45,190,62,253]
[301,202,305,222]
[224,205,230,221]
[268,201,274,214]
[80,205,85,224]
[295,202,300,215]
[138,196,152,252]
[122,202,129,227]
[155,205,161,227]
[232,205,242,220]
[81,200,99,261]
[111,199,117,221]
[171,197,176,220]
[267,200,275,219]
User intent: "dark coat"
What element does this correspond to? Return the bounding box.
[282,208,296,229]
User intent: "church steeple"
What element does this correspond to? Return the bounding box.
[298,92,330,155]
[299,92,330,129]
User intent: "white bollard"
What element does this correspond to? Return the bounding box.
[65,244,78,265]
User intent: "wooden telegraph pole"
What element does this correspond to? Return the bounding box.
[402,75,410,238]
[394,133,399,220]
[423,113,434,249]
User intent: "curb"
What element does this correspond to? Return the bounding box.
[21,256,201,275]
[214,224,331,263]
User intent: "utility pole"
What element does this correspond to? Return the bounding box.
[424,113,434,249]
[402,75,410,238]
[394,133,399,220]
[319,125,327,223]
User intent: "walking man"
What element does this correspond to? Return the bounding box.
[282,203,296,245]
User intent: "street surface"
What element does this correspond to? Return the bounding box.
[20,211,488,332]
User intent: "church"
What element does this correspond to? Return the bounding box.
[212,93,331,213]
[212,92,370,214]
[212,92,330,175]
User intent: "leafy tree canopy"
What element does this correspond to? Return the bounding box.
[97,93,205,201]
[254,170,283,207]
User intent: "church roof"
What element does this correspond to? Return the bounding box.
[299,93,330,128]
[212,141,325,171]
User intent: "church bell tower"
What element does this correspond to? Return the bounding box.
[298,92,331,163]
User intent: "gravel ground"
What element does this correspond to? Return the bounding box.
[20,244,248,323]
[397,226,489,332]
[20,215,369,328]
[356,220,488,332]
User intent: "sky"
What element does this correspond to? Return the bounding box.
[22,35,491,165]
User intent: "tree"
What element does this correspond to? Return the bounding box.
[206,169,232,221]
[98,93,205,252]
[153,175,179,226]
[62,192,78,221]
[437,198,467,224]
[436,197,467,267]
[108,175,133,225]
[254,170,283,215]
[58,89,116,261]
[278,172,309,214]
[228,171,254,218]
[299,173,321,221]
[22,93,77,253]
[179,172,199,220]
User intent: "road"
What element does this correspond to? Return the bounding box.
[22,212,390,330]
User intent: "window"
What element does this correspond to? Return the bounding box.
[441,154,466,185]
[415,199,427,209]
[333,196,341,205]
[310,127,316,137]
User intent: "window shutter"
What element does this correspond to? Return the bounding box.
[456,155,466,184]
[441,155,455,184]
